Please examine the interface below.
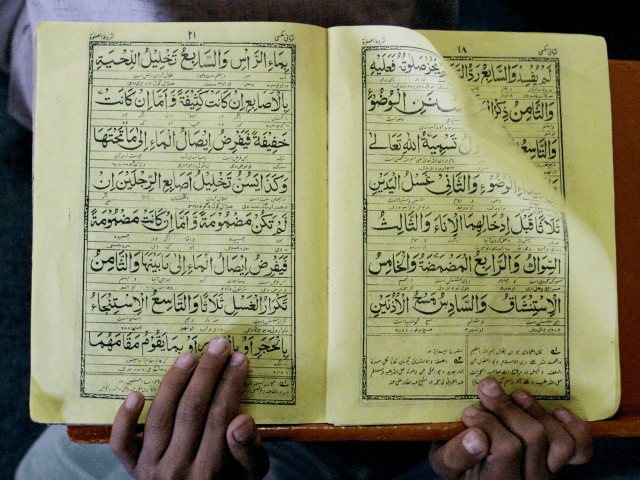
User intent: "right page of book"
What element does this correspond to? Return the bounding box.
[327,27,618,424]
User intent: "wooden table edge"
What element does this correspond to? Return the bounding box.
[67,408,640,444]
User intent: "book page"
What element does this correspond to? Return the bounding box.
[327,27,617,424]
[31,21,328,424]
[421,30,618,419]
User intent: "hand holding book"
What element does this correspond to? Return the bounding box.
[429,377,592,479]
[111,337,270,479]
[110,339,592,479]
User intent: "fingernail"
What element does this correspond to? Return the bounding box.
[463,406,480,418]
[208,337,228,355]
[232,416,256,443]
[480,378,501,397]
[555,409,572,423]
[229,351,246,366]
[174,352,197,370]
[462,430,485,455]
[125,392,141,409]
[512,389,530,407]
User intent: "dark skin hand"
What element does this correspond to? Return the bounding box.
[112,340,592,480]
[110,337,270,480]
[428,377,593,479]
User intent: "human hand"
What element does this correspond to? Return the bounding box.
[110,337,270,479]
[429,377,592,479]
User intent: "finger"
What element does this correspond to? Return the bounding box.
[162,338,230,464]
[111,391,145,476]
[227,414,271,480]
[511,389,575,473]
[478,377,548,479]
[461,406,523,480]
[428,427,489,479]
[192,351,249,476]
[553,408,593,465]
[138,352,198,464]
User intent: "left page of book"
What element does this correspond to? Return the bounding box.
[31,21,328,424]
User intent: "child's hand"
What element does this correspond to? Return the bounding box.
[429,377,592,479]
[110,337,270,479]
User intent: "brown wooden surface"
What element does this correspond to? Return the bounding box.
[67,60,640,444]
[67,409,640,444]
[609,60,640,416]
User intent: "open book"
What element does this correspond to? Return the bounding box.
[31,22,618,425]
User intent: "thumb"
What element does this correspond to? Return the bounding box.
[227,414,271,480]
[428,427,489,479]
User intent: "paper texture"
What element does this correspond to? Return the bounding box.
[327,27,617,424]
[32,22,618,426]
[31,21,328,424]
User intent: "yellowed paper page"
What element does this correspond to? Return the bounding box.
[422,31,618,421]
[31,21,328,424]
[327,27,617,424]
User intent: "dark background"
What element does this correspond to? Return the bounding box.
[458,1,640,60]
[1,1,638,478]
